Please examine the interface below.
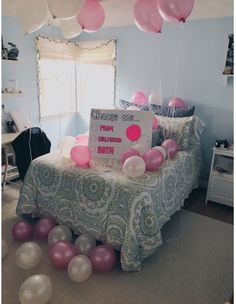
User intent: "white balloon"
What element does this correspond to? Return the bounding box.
[122,156,146,177]
[132,143,149,157]
[48,225,72,245]
[74,233,96,256]
[19,274,52,304]
[47,0,83,19]
[58,136,77,159]
[2,239,8,259]
[68,255,92,283]
[16,242,42,270]
[148,92,160,105]
[126,106,141,111]
[152,146,167,160]
[59,17,82,39]
[16,0,48,34]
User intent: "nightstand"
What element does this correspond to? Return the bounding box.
[205,147,233,207]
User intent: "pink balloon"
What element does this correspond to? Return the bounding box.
[162,139,179,159]
[131,91,148,106]
[76,0,105,32]
[168,97,187,108]
[152,146,167,160]
[152,115,159,129]
[76,134,89,146]
[143,149,164,171]
[48,240,78,269]
[121,148,141,164]
[158,0,195,23]
[12,220,33,241]
[70,145,91,167]
[126,124,142,142]
[89,244,116,272]
[34,217,57,241]
[134,0,163,33]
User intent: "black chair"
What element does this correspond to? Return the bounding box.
[11,127,51,181]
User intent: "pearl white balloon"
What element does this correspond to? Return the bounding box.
[16,0,48,34]
[152,146,167,160]
[122,156,146,177]
[58,136,77,159]
[68,255,92,283]
[126,106,141,111]
[148,92,160,105]
[47,0,83,19]
[16,242,42,270]
[74,233,96,256]
[19,274,52,304]
[59,17,82,39]
[132,143,149,157]
[48,225,72,245]
[2,239,8,259]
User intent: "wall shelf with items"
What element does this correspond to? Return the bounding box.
[2,59,20,64]
[2,93,24,97]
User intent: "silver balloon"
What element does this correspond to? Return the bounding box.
[67,255,92,283]
[48,225,72,245]
[74,233,96,256]
[122,156,146,177]
[2,239,8,259]
[16,242,42,270]
[19,274,52,304]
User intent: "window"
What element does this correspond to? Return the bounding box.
[76,63,115,114]
[36,36,116,118]
[38,59,76,117]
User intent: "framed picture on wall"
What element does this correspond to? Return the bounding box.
[223,33,234,75]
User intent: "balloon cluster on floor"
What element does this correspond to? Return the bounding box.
[4,217,117,304]
[16,0,195,37]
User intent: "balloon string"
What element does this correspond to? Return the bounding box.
[158,34,163,107]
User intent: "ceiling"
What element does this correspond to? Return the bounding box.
[2,0,234,28]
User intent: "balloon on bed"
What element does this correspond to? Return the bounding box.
[70,145,91,167]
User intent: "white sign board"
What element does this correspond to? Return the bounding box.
[89,108,153,159]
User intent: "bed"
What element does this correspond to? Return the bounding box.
[16,136,202,271]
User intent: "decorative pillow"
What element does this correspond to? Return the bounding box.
[157,116,194,151]
[151,127,164,147]
[119,99,149,111]
[150,104,195,117]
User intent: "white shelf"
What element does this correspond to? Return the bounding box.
[213,147,233,157]
[211,169,233,182]
[2,93,24,96]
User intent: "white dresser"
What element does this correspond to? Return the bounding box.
[206,147,233,207]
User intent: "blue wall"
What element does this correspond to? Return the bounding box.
[2,16,233,178]
[2,16,79,150]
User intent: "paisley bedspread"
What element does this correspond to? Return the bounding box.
[16,146,201,271]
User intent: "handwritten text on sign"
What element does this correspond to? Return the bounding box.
[89,109,153,159]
